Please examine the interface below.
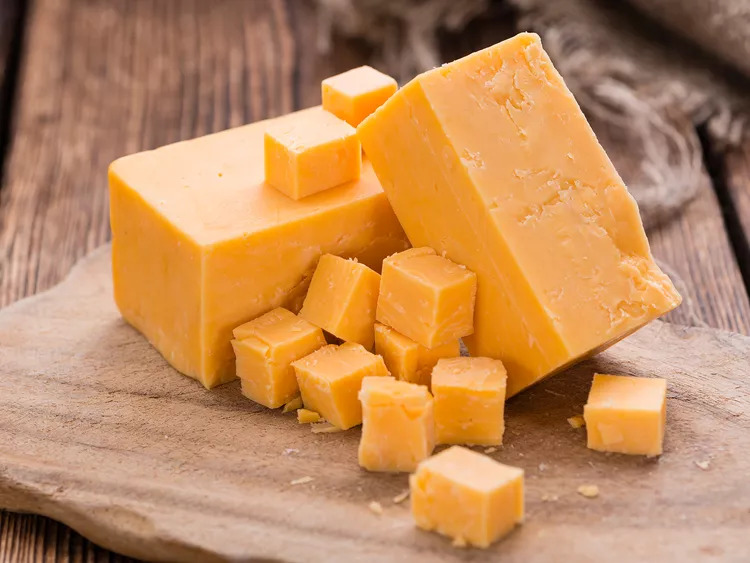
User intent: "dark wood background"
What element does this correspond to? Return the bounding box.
[0,0,748,560]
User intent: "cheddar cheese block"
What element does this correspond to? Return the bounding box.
[358,32,681,396]
[322,66,398,127]
[109,107,408,389]
[584,373,667,456]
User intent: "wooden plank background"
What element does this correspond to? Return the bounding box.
[1,0,748,560]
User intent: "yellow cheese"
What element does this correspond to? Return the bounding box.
[322,66,398,127]
[292,342,389,429]
[299,254,380,349]
[373,322,459,387]
[358,376,435,472]
[109,106,408,389]
[584,373,667,456]
[297,408,322,424]
[264,109,361,200]
[357,33,681,397]
[432,357,507,446]
[410,445,524,548]
[230,308,325,408]
[377,248,477,349]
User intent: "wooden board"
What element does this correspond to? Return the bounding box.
[0,245,748,562]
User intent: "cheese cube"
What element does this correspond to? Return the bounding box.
[410,446,524,548]
[109,107,408,389]
[292,342,389,429]
[584,373,667,456]
[358,33,681,397]
[358,377,435,472]
[322,66,398,127]
[432,357,507,446]
[377,248,477,349]
[299,254,380,349]
[230,308,325,408]
[373,322,459,387]
[264,109,361,200]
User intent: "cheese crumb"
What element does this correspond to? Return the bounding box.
[695,460,711,471]
[484,447,498,454]
[368,501,383,515]
[282,448,299,456]
[538,462,548,472]
[290,476,313,485]
[297,408,321,424]
[392,490,410,504]
[541,493,559,502]
[451,536,467,548]
[311,422,342,434]
[577,484,599,498]
[282,396,303,413]
[567,415,586,429]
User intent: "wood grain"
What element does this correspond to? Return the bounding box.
[1,245,749,562]
[722,142,750,282]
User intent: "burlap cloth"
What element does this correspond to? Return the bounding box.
[315,0,750,229]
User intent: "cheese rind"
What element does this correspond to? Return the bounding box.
[410,446,524,548]
[322,66,398,127]
[109,107,408,389]
[357,33,681,396]
[264,110,361,200]
[292,342,389,429]
[299,254,380,349]
[231,308,325,408]
[432,357,507,446]
[377,248,477,349]
[358,377,435,472]
[583,373,667,456]
[373,323,459,387]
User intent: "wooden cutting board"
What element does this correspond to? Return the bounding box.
[0,246,748,562]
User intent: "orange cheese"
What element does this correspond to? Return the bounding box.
[322,66,398,127]
[358,376,435,472]
[357,33,681,396]
[231,308,325,409]
[291,342,389,429]
[373,322,459,387]
[109,107,408,389]
[410,446,524,548]
[264,109,361,200]
[377,248,477,349]
[432,357,507,446]
[299,254,380,349]
[584,373,667,456]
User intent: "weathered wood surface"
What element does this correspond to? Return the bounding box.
[0,246,748,562]
[1,0,749,560]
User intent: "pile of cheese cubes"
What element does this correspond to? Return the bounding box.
[227,63,670,549]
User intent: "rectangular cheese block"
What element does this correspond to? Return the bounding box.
[377,247,476,349]
[357,33,681,396]
[109,107,408,389]
[231,308,325,408]
[584,373,667,456]
[373,323,459,388]
[432,357,507,446]
[410,446,524,548]
[358,376,435,472]
[322,66,398,127]
[291,342,389,429]
[299,254,380,349]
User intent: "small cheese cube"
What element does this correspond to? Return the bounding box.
[584,373,667,456]
[432,357,507,446]
[373,322,459,387]
[322,66,398,127]
[264,109,361,200]
[299,254,380,349]
[231,308,325,408]
[377,247,477,348]
[410,446,524,548]
[292,342,389,429]
[358,377,435,472]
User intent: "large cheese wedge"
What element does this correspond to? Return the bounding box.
[357,33,681,396]
[109,107,408,389]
